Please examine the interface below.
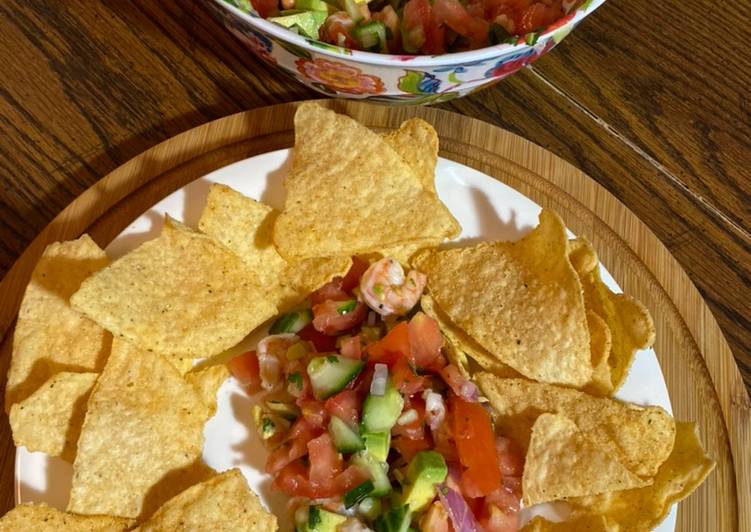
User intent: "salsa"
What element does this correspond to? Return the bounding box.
[252,0,579,55]
[229,256,525,531]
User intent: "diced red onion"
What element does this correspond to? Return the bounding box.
[397,408,418,426]
[442,365,480,402]
[437,484,482,532]
[370,363,388,396]
[423,389,446,431]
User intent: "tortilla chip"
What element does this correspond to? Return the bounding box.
[584,311,613,396]
[198,183,352,309]
[0,503,133,531]
[522,514,617,532]
[134,469,277,531]
[71,217,275,359]
[421,295,520,379]
[523,414,650,506]
[383,117,439,194]
[568,237,655,392]
[415,210,592,387]
[6,235,111,410]
[273,104,459,260]
[185,364,230,416]
[567,422,715,530]
[9,372,97,462]
[477,376,675,478]
[68,338,213,519]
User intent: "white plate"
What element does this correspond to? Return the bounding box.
[15,149,676,531]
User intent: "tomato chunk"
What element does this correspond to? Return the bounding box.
[391,357,428,396]
[228,351,261,392]
[272,459,313,497]
[452,397,501,497]
[308,433,343,490]
[298,323,338,352]
[312,299,368,335]
[341,256,370,291]
[340,335,362,360]
[367,322,410,364]
[408,312,443,369]
[324,390,362,429]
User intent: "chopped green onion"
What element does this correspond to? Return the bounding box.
[327,355,339,364]
[344,480,375,509]
[308,505,322,528]
[336,300,357,315]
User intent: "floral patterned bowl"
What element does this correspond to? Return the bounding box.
[207,0,605,104]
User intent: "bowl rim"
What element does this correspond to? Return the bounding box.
[212,0,606,67]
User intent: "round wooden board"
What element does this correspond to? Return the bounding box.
[0,100,748,530]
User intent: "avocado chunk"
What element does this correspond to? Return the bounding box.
[362,431,391,462]
[401,451,448,513]
[268,11,327,39]
[350,451,392,496]
[374,504,411,532]
[362,382,404,433]
[295,0,333,11]
[301,505,346,532]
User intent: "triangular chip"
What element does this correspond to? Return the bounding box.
[68,338,213,519]
[522,514,617,532]
[568,237,655,392]
[415,210,592,387]
[71,217,275,359]
[0,503,133,531]
[523,414,650,505]
[9,371,97,462]
[185,363,230,417]
[198,183,352,309]
[134,469,277,531]
[6,235,111,409]
[584,310,613,396]
[382,117,439,193]
[567,422,715,530]
[273,104,459,260]
[477,376,675,478]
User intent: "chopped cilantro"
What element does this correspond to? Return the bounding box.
[336,299,357,315]
[288,372,303,390]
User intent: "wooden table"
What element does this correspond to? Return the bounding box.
[1,1,749,415]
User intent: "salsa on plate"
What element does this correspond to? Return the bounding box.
[250,0,579,54]
[230,256,525,531]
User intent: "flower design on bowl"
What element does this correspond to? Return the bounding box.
[398,70,441,95]
[296,58,386,95]
[483,41,554,79]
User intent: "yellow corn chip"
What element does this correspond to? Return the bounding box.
[134,469,277,531]
[6,235,111,409]
[522,514,617,532]
[0,503,133,531]
[273,104,460,260]
[421,295,520,379]
[185,363,229,416]
[477,376,675,478]
[415,210,592,387]
[198,183,351,310]
[71,217,275,359]
[9,371,97,462]
[383,117,439,194]
[567,422,715,530]
[568,237,655,392]
[68,338,213,519]
[584,310,613,396]
[523,414,650,506]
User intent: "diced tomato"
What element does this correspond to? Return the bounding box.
[402,0,430,52]
[392,398,426,440]
[298,323,338,352]
[440,364,479,401]
[425,8,446,54]
[272,459,313,497]
[341,256,370,292]
[352,364,375,394]
[340,335,362,360]
[432,0,489,44]
[391,357,429,396]
[408,312,443,369]
[367,322,410,364]
[452,397,501,497]
[431,413,458,463]
[300,399,328,429]
[320,12,357,49]
[325,390,362,428]
[228,351,262,393]
[496,436,525,477]
[308,433,343,489]
[312,299,368,335]
[334,465,370,493]
[420,501,451,532]
[479,504,518,532]
[250,0,278,18]
[516,2,560,35]
[392,434,431,462]
[486,477,522,514]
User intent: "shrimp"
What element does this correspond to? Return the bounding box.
[359,257,426,316]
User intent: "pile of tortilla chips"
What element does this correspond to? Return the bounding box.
[2,103,712,531]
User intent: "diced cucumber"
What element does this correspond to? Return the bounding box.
[265,400,301,420]
[357,497,382,521]
[296,0,330,10]
[351,451,392,496]
[363,431,391,462]
[344,480,375,509]
[362,381,404,433]
[269,309,312,334]
[341,0,364,22]
[374,505,411,532]
[352,21,388,53]
[329,416,365,453]
[307,355,364,400]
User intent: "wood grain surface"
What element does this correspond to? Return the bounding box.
[0,101,748,530]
